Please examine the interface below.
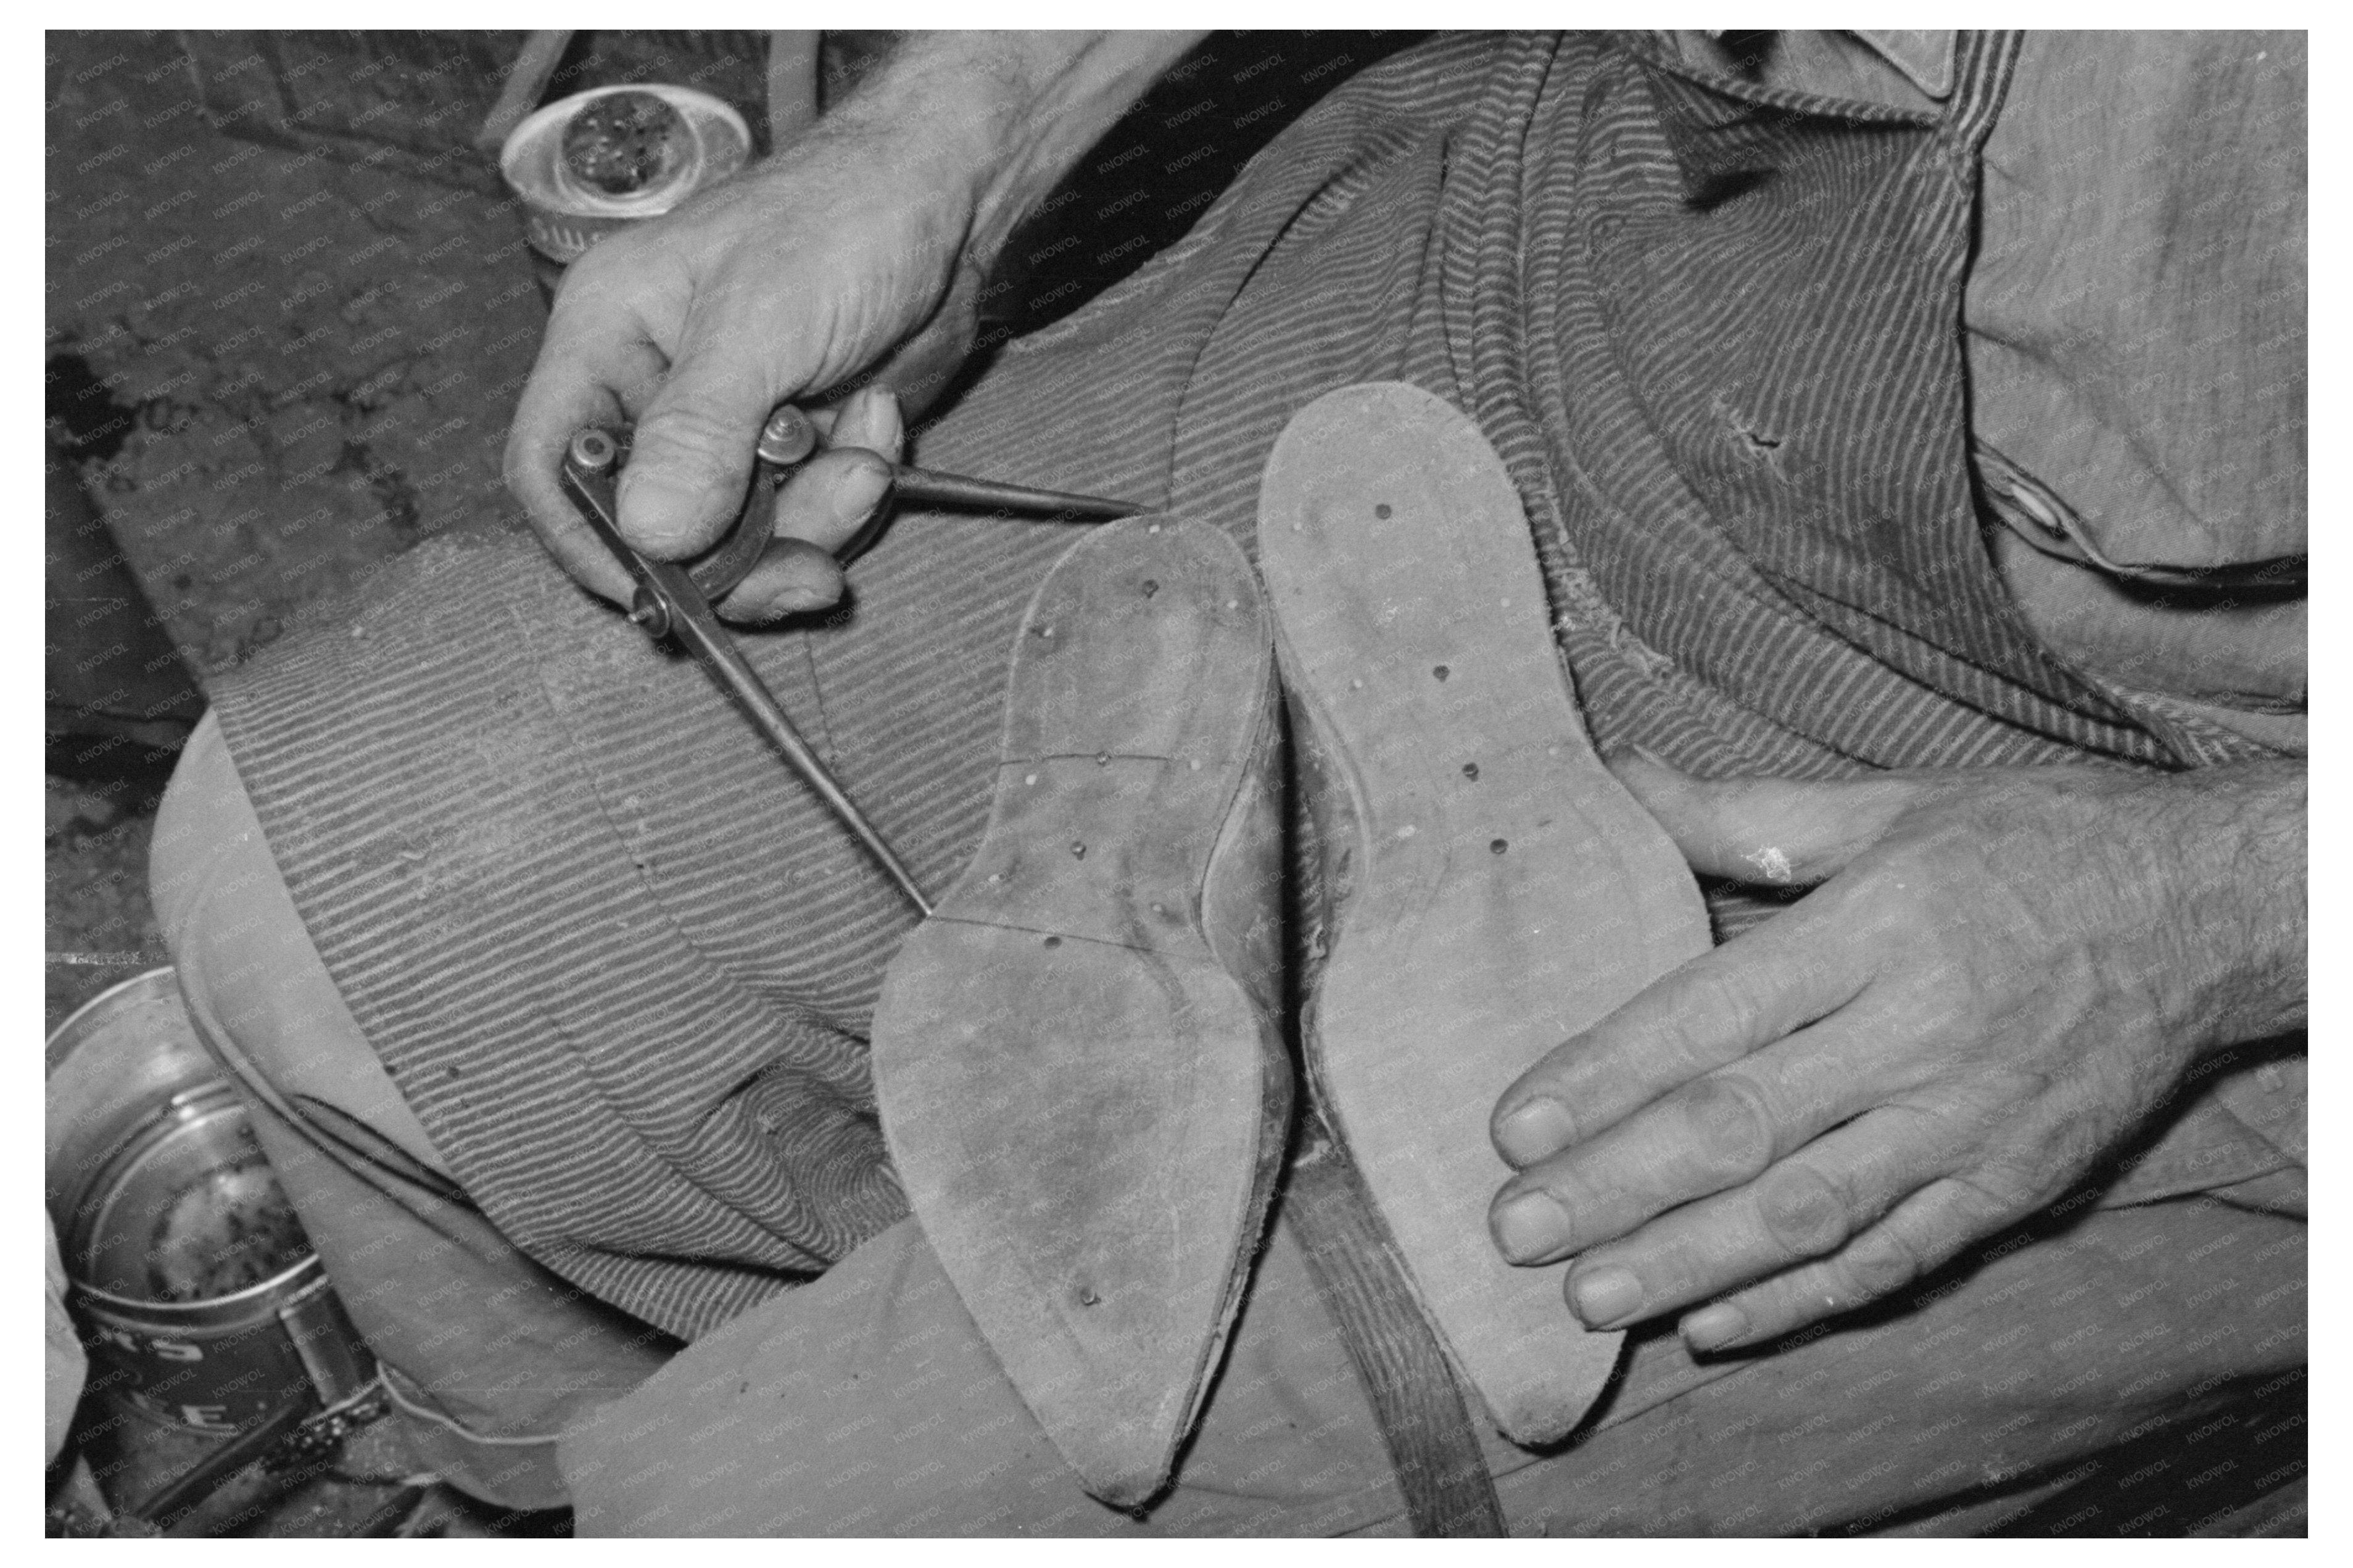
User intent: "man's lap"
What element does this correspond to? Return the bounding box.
[157,686,2309,1529]
[153,716,674,1508]
[561,1184,2304,1536]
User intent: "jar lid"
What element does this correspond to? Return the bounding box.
[500,83,751,260]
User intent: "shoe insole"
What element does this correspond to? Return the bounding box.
[1259,382,1711,1445]
[869,517,1289,1506]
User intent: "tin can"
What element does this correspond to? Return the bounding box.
[46,971,376,1437]
[500,83,752,271]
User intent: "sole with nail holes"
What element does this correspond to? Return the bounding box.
[869,516,1289,1508]
[1259,382,1711,1446]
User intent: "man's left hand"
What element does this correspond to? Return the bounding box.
[1486,754,2304,1353]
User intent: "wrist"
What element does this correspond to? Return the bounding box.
[2135,760,2306,1052]
[967,31,1205,265]
[818,31,1202,271]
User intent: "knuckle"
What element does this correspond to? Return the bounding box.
[1491,1089,1576,1166]
[1664,967,1760,1063]
[1536,1171,1601,1235]
[1677,1075,1778,1179]
[635,402,742,464]
[500,438,531,492]
[2037,1105,2111,1176]
[563,237,626,284]
[502,433,552,497]
[1754,1163,1851,1256]
[1950,1162,2044,1222]
[1839,1223,1925,1298]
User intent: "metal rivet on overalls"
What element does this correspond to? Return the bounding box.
[1491,838,1509,855]
[1462,762,1480,780]
[1433,665,1450,682]
[1077,1285,1101,1306]
[1375,503,1392,519]
[1141,579,1159,598]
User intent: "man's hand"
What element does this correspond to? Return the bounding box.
[503,31,1201,622]
[505,127,962,621]
[1486,754,2305,1353]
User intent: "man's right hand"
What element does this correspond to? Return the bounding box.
[503,94,982,622]
[504,31,1202,622]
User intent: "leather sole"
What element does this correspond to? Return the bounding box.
[1259,382,1711,1446]
[869,516,1290,1507]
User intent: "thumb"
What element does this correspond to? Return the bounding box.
[1605,749,1940,886]
[617,350,777,559]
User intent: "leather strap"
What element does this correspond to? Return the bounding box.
[1284,1104,1508,1537]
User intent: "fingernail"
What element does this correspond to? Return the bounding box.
[835,386,883,440]
[761,587,826,617]
[1495,1097,1576,1165]
[1569,1266,1643,1328]
[872,387,904,458]
[616,470,707,554]
[832,458,891,525]
[1681,1303,1747,1352]
[1490,1191,1571,1264]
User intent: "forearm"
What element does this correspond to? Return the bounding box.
[819,31,1205,268]
[2144,759,2307,1051]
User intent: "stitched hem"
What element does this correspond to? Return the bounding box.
[378,1365,564,1450]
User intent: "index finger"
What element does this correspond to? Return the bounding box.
[503,313,670,605]
[1490,900,1870,1167]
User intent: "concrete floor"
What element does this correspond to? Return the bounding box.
[48,30,547,1031]
[46,29,593,1533]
